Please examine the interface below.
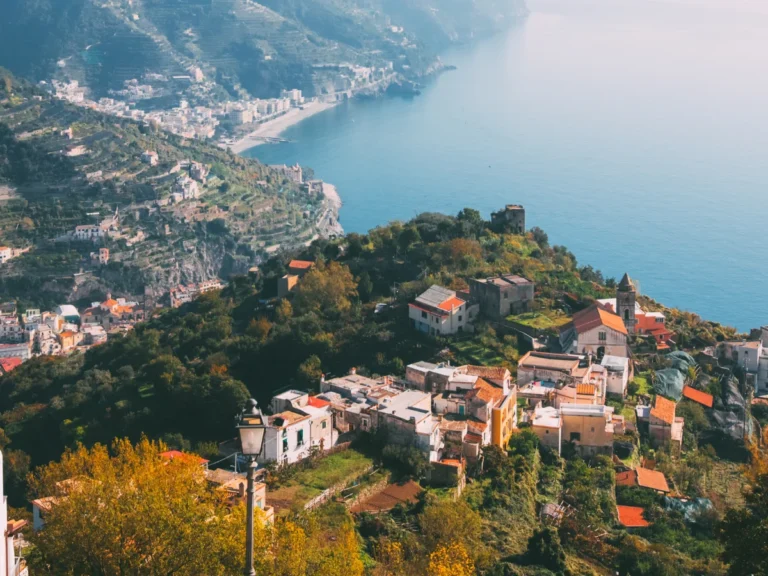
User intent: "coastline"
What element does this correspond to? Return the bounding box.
[224,100,339,154]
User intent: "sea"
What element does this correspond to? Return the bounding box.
[244,0,768,332]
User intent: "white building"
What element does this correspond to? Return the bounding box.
[0,317,23,343]
[408,285,475,336]
[229,109,254,125]
[259,411,312,466]
[73,225,105,242]
[559,304,629,358]
[601,355,630,396]
[0,451,28,576]
[0,247,11,264]
[141,150,159,166]
[374,390,442,462]
[269,390,335,451]
[171,175,200,202]
[280,89,303,105]
[0,342,31,361]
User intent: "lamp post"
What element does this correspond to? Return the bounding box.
[236,398,266,576]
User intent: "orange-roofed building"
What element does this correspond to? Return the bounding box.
[559,303,630,358]
[617,505,651,528]
[160,450,210,467]
[649,395,684,449]
[287,260,314,275]
[616,467,670,493]
[682,386,714,408]
[409,285,477,336]
[0,357,22,375]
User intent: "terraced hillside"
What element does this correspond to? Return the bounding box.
[0,76,331,308]
[0,0,527,98]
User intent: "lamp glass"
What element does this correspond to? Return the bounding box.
[238,415,265,457]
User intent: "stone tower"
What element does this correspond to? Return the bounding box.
[490,205,526,234]
[616,273,637,334]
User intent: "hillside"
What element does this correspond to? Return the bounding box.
[0,0,527,99]
[0,205,756,573]
[0,75,334,308]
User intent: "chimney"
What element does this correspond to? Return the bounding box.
[238,482,245,499]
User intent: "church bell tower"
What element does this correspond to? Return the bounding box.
[616,272,637,334]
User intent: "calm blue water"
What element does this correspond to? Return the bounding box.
[245,0,768,332]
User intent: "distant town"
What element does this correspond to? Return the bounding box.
[47,61,396,148]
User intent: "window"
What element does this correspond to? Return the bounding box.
[624,310,630,320]
[598,331,607,341]
[545,430,549,435]
[282,429,287,438]
[282,438,289,453]
[656,317,664,324]
[421,311,427,319]
[458,315,463,322]
[297,429,304,446]
[591,427,595,432]
[504,293,508,299]
[321,420,327,429]
[570,432,581,442]
[459,405,465,416]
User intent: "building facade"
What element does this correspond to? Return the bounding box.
[469,274,534,319]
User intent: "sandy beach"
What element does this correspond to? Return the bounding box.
[225,100,338,154]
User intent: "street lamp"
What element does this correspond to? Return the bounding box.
[236,398,266,576]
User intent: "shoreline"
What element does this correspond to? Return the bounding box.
[224,100,339,154]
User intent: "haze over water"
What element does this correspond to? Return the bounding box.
[246,0,768,332]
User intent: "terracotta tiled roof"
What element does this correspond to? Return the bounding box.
[576,384,596,395]
[288,260,313,270]
[159,450,209,465]
[307,396,330,408]
[682,386,714,408]
[470,378,505,405]
[465,365,510,380]
[651,395,676,425]
[0,357,22,374]
[464,432,483,444]
[437,296,466,311]
[615,470,637,487]
[103,299,118,308]
[617,505,650,528]
[568,304,628,336]
[59,331,76,338]
[636,467,670,492]
[269,410,310,428]
[439,459,463,468]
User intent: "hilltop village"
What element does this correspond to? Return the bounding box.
[2,203,763,574]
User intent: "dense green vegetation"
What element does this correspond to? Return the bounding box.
[0,206,756,574]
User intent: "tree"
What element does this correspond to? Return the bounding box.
[530,226,549,248]
[720,463,768,575]
[357,271,374,302]
[297,355,323,388]
[427,541,475,576]
[28,438,264,575]
[275,298,293,323]
[524,527,567,575]
[247,316,273,343]
[627,380,641,398]
[419,500,484,560]
[445,238,482,268]
[293,261,358,316]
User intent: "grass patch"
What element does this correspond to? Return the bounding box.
[268,449,374,514]
[634,373,652,396]
[450,339,505,366]
[507,310,571,331]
